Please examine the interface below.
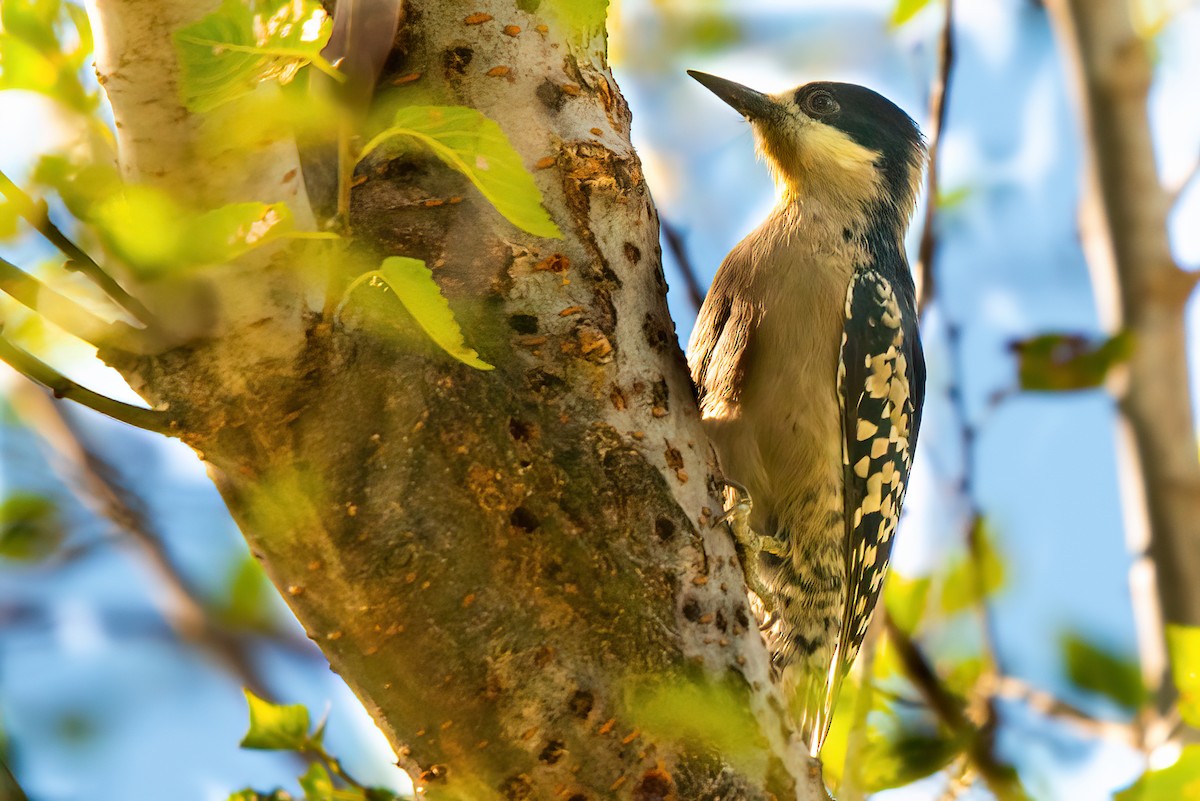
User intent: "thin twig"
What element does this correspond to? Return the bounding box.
[661,217,706,312]
[0,329,175,433]
[885,615,1030,801]
[8,383,304,701]
[916,0,956,313]
[0,257,152,353]
[0,169,155,324]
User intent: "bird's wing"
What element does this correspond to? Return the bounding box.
[686,244,758,418]
[822,267,924,740]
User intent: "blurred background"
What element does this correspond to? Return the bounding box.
[2,0,1199,799]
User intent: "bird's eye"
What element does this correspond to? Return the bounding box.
[804,91,838,116]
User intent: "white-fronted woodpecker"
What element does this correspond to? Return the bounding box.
[685,71,927,756]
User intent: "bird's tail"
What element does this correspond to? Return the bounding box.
[790,648,848,757]
[758,543,848,756]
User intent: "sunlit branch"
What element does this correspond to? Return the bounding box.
[0,169,155,324]
[915,0,956,314]
[0,330,173,433]
[0,257,153,353]
[989,674,1137,746]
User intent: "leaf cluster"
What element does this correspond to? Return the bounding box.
[231,690,404,801]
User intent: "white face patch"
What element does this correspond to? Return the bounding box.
[752,96,885,210]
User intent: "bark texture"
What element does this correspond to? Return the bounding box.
[1046,0,1200,716]
[87,0,822,797]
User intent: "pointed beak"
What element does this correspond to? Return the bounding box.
[687,70,778,121]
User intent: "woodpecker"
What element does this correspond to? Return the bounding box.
[685,71,926,755]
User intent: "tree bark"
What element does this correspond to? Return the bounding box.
[85,0,822,797]
[1046,0,1200,724]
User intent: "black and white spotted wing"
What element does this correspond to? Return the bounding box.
[834,268,925,671]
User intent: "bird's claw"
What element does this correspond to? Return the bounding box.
[714,479,778,614]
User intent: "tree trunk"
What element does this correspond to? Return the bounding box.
[86,0,821,797]
[1046,0,1200,729]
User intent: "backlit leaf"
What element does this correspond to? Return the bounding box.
[0,0,97,111]
[1062,633,1146,710]
[544,0,610,38]
[891,0,934,27]
[939,520,1006,616]
[0,492,61,561]
[240,689,311,750]
[1011,331,1134,392]
[344,256,494,370]
[885,571,931,634]
[360,105,562,239]
[1116,745,1200,800]
[298,763,333,801]
[174,0,338,113]
[94,187,314,274]
[1167,625,1200,728]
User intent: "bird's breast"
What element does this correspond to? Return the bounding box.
[707,214,860,540]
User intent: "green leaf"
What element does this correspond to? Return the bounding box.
[174,0,338,113]
[0,199,19,239]
[1011,331,1134,392]
[32,155,123,221]
[543,0,609,38]
[185,201,303,263]
[860,726,965,793]
[361,105,562,239]
[0,0,97,111]
[298,763,334,801]
[885,571,930,635]
[891,0,935,27]
[1062,633,1146,710]
[215,555,275,631]
[627,675,767,775]
[1167,625,1200,728]
[936,186,972,210]
[0,492,62,561]
[939,520,1006,616]
[239,689,311,750]
[1116,745,1200,800]
[94,187,315,275]
[345,257,494,370]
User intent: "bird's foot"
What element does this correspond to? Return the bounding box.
[713,480,782,613]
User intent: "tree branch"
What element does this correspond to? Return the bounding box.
[884,615,1029,801]
[0,256,153,353]
[8,381,313,699]
[0,169,155,324]
[988,674,1137,746]
[916,0,955,313]
[1045,0,1200,735]
[0,331,175,433]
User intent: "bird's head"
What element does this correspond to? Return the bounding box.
[689,70,925,226]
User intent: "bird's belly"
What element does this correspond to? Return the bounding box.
[707,310,845,544]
